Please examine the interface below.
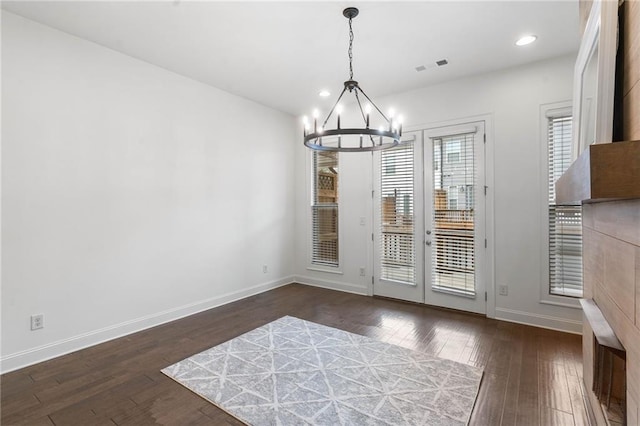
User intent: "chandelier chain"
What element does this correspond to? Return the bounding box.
[348,16,354,80]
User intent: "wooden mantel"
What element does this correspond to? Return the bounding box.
[556,140,640,204]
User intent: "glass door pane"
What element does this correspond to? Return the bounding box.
[380,142,415,284]
[431,134,476,296]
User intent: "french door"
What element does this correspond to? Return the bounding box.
[372,132,424,303]
[373,122,487,315]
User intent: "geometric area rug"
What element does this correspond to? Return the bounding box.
[162,316,483,425]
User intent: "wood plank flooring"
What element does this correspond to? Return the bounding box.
[1,284,589,425]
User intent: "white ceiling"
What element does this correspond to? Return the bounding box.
[2,1,579,116]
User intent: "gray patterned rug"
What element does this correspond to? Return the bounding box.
[162,316,483,425]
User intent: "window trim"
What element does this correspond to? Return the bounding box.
[539,101,581,309]
[307,149,342,272]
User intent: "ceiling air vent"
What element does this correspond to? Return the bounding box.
[415,59,448,72]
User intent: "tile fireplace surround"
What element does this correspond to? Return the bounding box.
[582,199,639,425]
[557,140,640,425]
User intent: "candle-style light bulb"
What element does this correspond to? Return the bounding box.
[365,104,372,128]
[336,104,343,129]
[397,115,404,135]
[303,116,309,136]
[378,126,384,145]
[313,109,319,133]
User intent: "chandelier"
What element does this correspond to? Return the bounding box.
[303,7,402,152]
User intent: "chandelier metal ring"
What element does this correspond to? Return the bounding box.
[304,129,400,152]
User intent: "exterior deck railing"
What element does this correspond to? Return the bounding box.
[381,210,475,290]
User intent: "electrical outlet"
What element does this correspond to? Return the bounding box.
[359,267,366,276]
[31,314,44,330]
[262,265,268,274]
[499,285,508,296]
[359,217,366,226]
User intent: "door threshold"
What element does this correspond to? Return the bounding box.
[372,295,487,318]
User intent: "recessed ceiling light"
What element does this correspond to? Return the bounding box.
[516,35,537,46]
[318,90,331,98]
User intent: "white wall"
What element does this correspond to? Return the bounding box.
[1,12,296,372]
[294,54,583,333]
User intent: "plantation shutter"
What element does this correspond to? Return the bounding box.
[548,115,582,297]
[431,133,476,296]
[311,151,339,266]
[380,141,415,283]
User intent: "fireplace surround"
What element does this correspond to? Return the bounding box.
[557,144,640,425]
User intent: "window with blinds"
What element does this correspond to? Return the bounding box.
[432,133,476,296]
[548,115,582,297]
[311,151,339,266]
[380,142,415,283]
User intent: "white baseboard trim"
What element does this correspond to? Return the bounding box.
[294,275,368,296]
[1,276,294,374]
[494,307,582,334]
[2,281,582,373]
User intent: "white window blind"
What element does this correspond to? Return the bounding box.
[311,151,339,266]
[432,133,476,296]
[548,115,582,297]
[380,142,415,284]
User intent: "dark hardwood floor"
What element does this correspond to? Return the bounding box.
[1,284,589,425]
